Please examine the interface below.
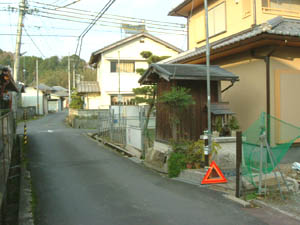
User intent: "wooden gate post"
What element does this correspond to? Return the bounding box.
[236,131,242,198]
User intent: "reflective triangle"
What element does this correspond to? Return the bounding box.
[201,161,227,184]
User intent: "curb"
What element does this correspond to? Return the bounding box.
[251,199,300,222]
[223,194,251,208]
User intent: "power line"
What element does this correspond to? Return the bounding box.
[28,1,185,27]
[0,9,186,36]
[31,13,187,36]
[23,27,45,57]
[32,8,186,33]
[75,0,116,63]
[55,0,81,9]
[28,4,186,30]
[0,33,78,37]
[7,5,187,33]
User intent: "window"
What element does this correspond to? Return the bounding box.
[208,2,226,37]
[110,61,135,73]
[262,0,300,12]
[111,95,135,105]
[242,0,251,17]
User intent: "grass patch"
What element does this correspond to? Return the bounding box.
[17,115,44,124]
[244,192,257,201]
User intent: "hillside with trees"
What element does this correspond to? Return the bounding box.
[0,49,96,88]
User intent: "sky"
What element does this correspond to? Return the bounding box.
[0,0,187,62]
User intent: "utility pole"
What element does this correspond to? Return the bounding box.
[36,59,39,115]
[204,0,212,153]
[13,0,26,81]
[118,51,121,126]
[73,62,76,89]
[68,54,71,106]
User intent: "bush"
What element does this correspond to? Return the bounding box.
[168,152,186,178]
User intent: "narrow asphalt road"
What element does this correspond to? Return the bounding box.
[21,111,297,225]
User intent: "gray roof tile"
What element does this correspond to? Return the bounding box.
[139,64,239,84]
[166,16,300,64]
[77,81,100,93]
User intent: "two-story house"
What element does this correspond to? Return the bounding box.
[88,32,182,109]
[166,0,300,141]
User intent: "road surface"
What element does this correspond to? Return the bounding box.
[23,111,299,225]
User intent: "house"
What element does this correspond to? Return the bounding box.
[22,84,51,115]
[49,91,68,112]
[0,65,19,114]
[165,0,300,139]
[77,81,101,109]
[139,63,239,142]
[88,32,182,109]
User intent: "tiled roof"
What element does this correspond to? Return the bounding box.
[139,63,239,84]
[89,32,182,65]
[77,81,100,93]
[166,16,300,64]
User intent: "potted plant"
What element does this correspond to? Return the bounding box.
[229,116,240,136]
[213,117,223,137]
[185,145,195,169]
[192,140,205,168]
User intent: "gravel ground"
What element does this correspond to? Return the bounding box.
[260,163,300,218]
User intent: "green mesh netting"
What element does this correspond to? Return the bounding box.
[242,112,300,187]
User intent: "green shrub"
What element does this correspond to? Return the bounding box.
[229,116,240,130]
[168,152,186,178]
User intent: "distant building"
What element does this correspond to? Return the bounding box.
[88,32,182,109]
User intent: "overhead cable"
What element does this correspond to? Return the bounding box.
[23,27,45,57]
[75,0,115,62]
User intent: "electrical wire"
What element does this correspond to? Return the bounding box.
[55,0,81,9]
[28,1,185,27]
[29,13,186,36]
[0,33,78,37]
[0,9,186,36]
[32,8,186,33]
[75,0,116,64]
[28,4,186,30]
[23,27,46,57]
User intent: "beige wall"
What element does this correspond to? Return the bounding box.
[220,56,266,131]
[217,49,300,133]
[188,0,300,50]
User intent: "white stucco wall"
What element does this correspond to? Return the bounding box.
[83,94,101,109]
[22,87,47,115]
[96,36,180,108]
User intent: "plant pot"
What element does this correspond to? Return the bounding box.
[186,163,193,169]
[194,162,203,169]
[212,131,219,137]
[231,130,236,137]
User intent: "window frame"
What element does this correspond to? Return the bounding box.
[208,1,227,38]
[110,60,135,73]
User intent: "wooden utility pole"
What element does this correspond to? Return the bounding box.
[68,54,71,106]
[73,62,76,89]
[236,131,242,198]
[13,0,26,81]
[36,59,39,115]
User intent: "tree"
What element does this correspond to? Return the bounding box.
[69,90,84,109]
[133,51,170,156]
[159,86,195,141]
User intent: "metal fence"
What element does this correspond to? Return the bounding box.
[98,106,155,152]
[0,112,15,185]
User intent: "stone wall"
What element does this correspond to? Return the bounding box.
[69,108,106,118]
[16,107,36,121]
[212,137,236,169]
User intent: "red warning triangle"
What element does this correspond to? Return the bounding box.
[201,161,227,184]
